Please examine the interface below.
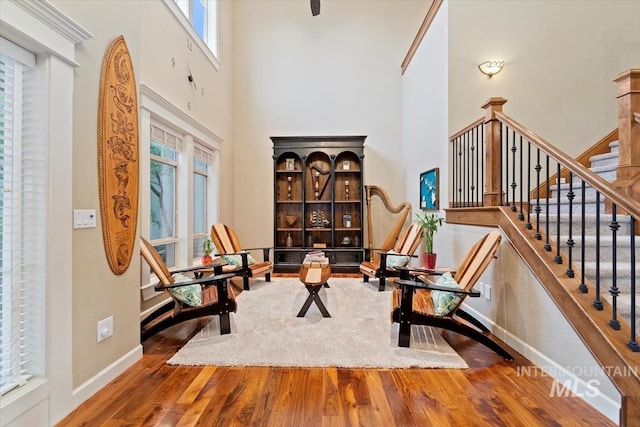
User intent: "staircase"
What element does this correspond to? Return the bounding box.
[540,141,640,329]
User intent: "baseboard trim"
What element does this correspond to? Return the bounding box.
[71,345,142,408]
[461,304,621,424]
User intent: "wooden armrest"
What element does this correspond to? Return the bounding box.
[156,272,236,291]
[242,247,272,261]
[220,248,272,262]
[242,246,273,252]
[169,262,224,275]
[395,278,480,297]
[395,266,456,277]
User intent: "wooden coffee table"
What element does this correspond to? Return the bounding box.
[297,261,331,317]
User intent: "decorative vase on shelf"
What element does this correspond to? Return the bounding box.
[285,215,297,227]
[286,233,293,247]
[342,211,352,228]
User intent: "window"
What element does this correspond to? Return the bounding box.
[140,86,221,297]
[168,0,219,65]
[193,144,212,259]
[149,124,180,267]
[0,44,46,396]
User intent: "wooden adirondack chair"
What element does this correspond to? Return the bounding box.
[360,223,423,291]
[210,223,273,290]
[140,237,237,341]
[392,230,513,360]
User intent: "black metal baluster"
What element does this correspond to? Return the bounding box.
[451,138,455,207]
[565,172,574,274]
[534,149,542,240]
[474,126,482,206]
[470,130,475,206]
[593,191,603,310]
[499,123,504,206]
[457,137,463,206]
[526,141,532,229]
[554,161,563,263]
[518,135,524,220]
[511,130,517,212]
[629,217,638,352]
[578,180,588,293]
[451,137,455,207]
[544,155,551,251]
[481,125,485,207]
[609,204,620,330]
[464,131,468,205]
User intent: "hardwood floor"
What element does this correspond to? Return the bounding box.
[58,278,615,426]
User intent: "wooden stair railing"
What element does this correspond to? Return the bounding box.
[532,129,619,200]
[447,69,640,427]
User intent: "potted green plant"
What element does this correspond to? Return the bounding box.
[202,237,214,265]
[415,212,444,269]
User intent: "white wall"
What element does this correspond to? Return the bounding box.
[448,0,640,156]
[232,0,429,247]
[402,3,448,219]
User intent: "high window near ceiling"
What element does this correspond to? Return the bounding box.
[166,0,219,67]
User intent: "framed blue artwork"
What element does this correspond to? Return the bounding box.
[419,168,439,210]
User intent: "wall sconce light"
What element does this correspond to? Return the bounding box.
[478,60,505,78]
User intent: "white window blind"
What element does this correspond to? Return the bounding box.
[0,46,46,396]
[150,123,182,152]
[193,144,212,170]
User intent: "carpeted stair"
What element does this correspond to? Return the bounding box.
[532,141,639,328]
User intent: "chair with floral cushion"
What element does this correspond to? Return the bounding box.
[210,223,273,290]
[392,230,513,360]
[359,223,423,291]
[139,237,237,341]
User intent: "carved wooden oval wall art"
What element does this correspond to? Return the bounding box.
[98,35,139,275]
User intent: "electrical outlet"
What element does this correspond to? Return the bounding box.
[97,316,113,342]
[484,284,492,301]
[477,281,484,296]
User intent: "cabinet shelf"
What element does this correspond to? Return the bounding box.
[272,136,366,273]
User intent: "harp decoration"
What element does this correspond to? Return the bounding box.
[365,185,412,261]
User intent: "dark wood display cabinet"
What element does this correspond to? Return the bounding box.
[271,136,366,272]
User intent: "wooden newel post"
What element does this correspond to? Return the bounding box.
[482,97,507,207]
[612,69,640,202]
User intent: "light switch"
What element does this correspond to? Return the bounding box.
[73,209,97,229]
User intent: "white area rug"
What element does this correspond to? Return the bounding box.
[168,278,467,369]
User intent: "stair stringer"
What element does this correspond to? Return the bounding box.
[499,206,640,427]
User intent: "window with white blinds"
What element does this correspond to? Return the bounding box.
[149,124,181,267]
[0,47,46,396]
[193,144,212,258]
